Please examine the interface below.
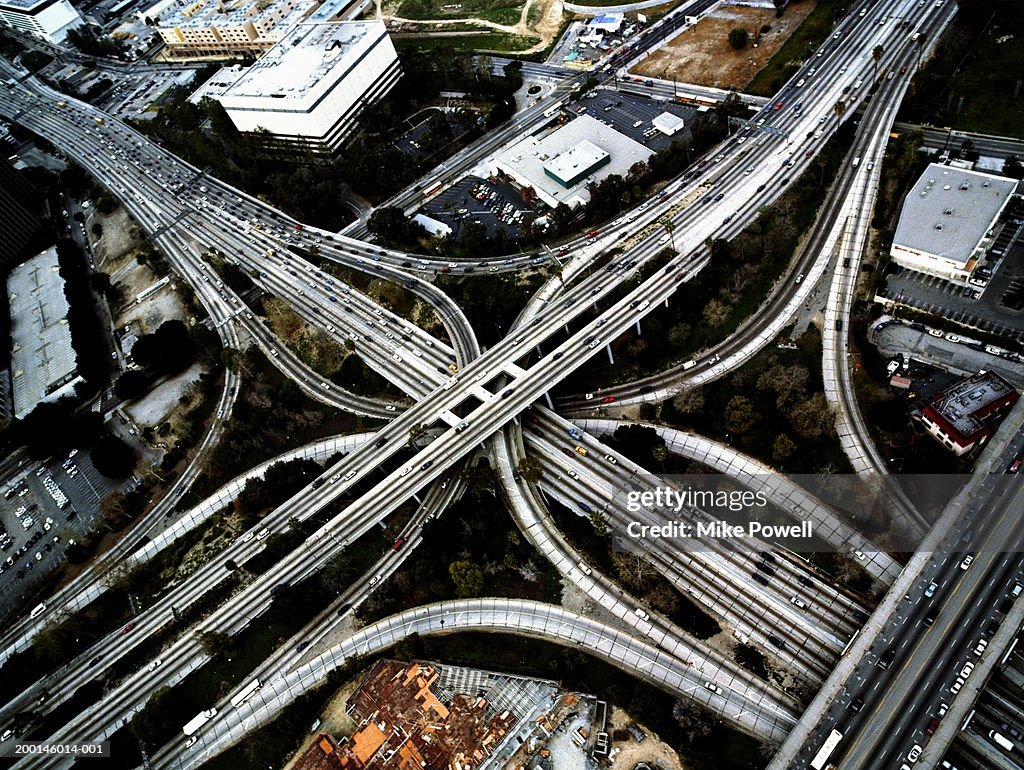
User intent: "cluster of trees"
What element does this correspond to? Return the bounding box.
[114,320,198,400]
[556,118,856,399]
[665,349,839,472]
[56,237,108,392]
[234,457,323,522]
[358,465,558,623]
[65,26,129,58]
[435,271,545,346]
[897,0,1018,133]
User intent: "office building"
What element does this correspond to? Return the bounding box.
[0,0,83,43]
[204,21,400,152]
[917,371,1019,455]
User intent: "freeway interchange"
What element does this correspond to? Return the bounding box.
[1,0,1015,768]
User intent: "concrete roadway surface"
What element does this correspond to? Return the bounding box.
[894,121,1024,163]
[0,0,933,671]
[574,418,900,584]
[5,246,805,758]
[829,481,1024,770]
[771,412,1024,770]
[524,411,865,685]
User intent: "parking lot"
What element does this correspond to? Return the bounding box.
[423,175,534,241]
[0,451,133,620]
[568,89,696,152]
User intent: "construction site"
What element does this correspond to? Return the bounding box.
[289,659,609,770]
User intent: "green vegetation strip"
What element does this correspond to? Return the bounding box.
[745,0,850,97]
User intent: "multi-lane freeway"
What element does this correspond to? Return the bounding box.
[0,0,999,767]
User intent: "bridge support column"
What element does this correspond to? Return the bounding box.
[544,391,554,409]
[605,344,614,364]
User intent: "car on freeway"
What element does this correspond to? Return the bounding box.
[256,528,270,540]
[960,555,974,570]
[774,101,783,110]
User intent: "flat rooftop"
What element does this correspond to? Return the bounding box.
[217,20,384,104]
[495,114,653,206]
[893,163,1018,266]
[160,0,313,31]
[7,247,79,419]
[0,0,49,12]
[923,371,1018,442]
[545,140,609,187]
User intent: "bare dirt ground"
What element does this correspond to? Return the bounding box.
[632,2,817,90]
[377,0,565,53]
[124,362,205,427]
[607,705,687,770]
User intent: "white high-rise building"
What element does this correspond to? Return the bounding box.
[205,21,400,152]
[0,0,84,43]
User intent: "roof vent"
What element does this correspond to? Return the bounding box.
[934,223,944,230]
[944,208,954,215]
[960,182,970,191]
[943,184,951,190]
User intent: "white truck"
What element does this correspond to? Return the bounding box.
[182,708,217,736]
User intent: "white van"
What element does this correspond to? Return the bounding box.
[990,731,1014,752]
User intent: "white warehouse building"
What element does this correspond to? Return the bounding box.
[209,20,400,152]
[490,114,653,209]
[0,0,83,43]
[890,163,1018,286]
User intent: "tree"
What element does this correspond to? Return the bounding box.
[408,423,428,445]
[791,393,835,440]
[195,630,233,657]
[872,44,884,77]
[113,370,151,400]
[367,207,427,248]
[672,388,705,415]
[90,434,136,478]
[652,444,668,470]
[672,699,715,743]
[661,217,677,249]
[772,433,797,462]
[728,28,748,50]
[757,364,810,410]
[1002,155,1024,180]
[449,560,484,597]
[724,395,757,435]
[833,98,846,123]
[516,456,543,483]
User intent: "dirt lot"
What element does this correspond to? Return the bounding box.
[631,2,817,91]
[608,705,687,770]
[378,0,565,54]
